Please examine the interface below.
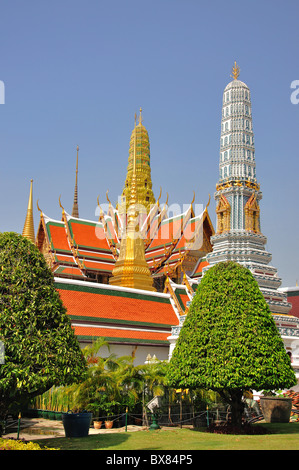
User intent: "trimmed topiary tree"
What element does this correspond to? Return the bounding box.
[0,232,87,430]
[166,261,296,427]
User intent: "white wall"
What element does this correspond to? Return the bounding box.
[79,341,169,365]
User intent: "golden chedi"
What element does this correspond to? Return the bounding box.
[110,111,155,291]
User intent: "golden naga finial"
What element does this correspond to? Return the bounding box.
[231,61,240,80]
[157,187,162,204]
[106,190,111,205]
[191,191,195,206]
[59,195,65,213]
[36,199,42,214]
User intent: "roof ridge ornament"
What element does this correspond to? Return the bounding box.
[231,61,240,80]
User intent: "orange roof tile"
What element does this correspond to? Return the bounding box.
[48,224,70,251]
[55,266,84,277]
[83,260,114,272]
[57,285,178,327]
[69,220,111,251]
[192,258,209,277]
[78,249,115,261]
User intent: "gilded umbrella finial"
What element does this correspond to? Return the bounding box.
[231,61,240,80]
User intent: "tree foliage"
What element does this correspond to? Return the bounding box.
[0,232,86,421]
[52,338,169,417]
[166,261,296,424]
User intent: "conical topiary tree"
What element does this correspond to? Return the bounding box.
[166,261,296,426]
[0,232,87,429]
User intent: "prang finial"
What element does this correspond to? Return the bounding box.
[138,107,143,125]
[231,61,240,80]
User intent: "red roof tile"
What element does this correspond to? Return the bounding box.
[69,220,111,251]
[48,224,70,251]
[288,294,299,319]
[57,285,178,326]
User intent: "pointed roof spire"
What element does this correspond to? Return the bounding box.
[22,179,35,243]
[231,61,240,80]
[138,107,143,126]
[72,145,79,218]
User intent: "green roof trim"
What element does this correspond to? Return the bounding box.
[69,314,173,328]
[77,335,168,345]
[288,291,299,297]
[174,288,188,311]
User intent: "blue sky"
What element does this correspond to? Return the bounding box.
[0,0,298,286]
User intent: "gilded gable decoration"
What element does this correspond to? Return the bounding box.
[245,193,260,233]
[216,194,231,234]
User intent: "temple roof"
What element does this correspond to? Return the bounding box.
[56,278,179,345]
[36,195,214,282]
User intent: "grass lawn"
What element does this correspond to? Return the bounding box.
[35,423,299,451]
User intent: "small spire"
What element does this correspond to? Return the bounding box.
[231,61,240,80]
[72,145,79,218]
[129,112,138,207]
[22,179,35,243]
[138,107,143,125]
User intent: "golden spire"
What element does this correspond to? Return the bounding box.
[72,145,79,218]
[22,179,35,243]
[121,109,155,214]
[110,113,155,291]
[231,61,240,80]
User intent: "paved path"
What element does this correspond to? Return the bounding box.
[4,418,147,441]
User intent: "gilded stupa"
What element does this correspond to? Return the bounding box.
[120,108,155,214]
[110,112,155,291]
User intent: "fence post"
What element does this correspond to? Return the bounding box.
[125,407,128,432]
[17,412,21,439]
